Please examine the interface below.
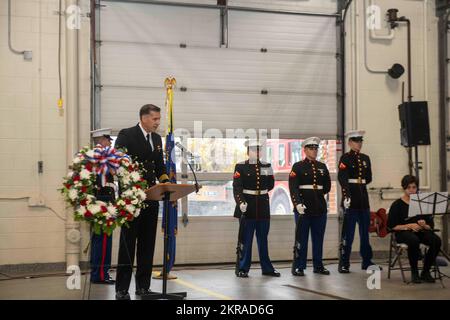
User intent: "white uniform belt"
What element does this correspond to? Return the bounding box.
[105,182,117,190]
[348,179,366,184]
[243,189,269,195]
[299,185,323,190]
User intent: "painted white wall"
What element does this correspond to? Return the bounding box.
[0,0,91,266]
[0,0,444,268]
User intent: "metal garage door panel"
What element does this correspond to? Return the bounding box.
[228,10,336,52]
[101,43,336,91]
[101,86,336,138]
[101,2,220,45]
[99,1,337,137]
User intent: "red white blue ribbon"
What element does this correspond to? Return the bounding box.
[85,145,130,186]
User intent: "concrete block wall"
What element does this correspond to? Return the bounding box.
[0,0,91,267]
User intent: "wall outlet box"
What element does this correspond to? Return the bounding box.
[28,196,46,207]
[23,51,33,61]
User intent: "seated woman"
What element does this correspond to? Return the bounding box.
[387,175,442,283]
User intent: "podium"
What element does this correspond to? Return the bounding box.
[142,183,200,300]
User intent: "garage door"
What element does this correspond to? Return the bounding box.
[97,1,338,138]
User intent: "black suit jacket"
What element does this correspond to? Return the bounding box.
[115,124,169,192]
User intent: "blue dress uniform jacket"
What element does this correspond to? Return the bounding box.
[233,160,275,220]
[338,150,372,209]
[114,124,169,293]
[289,159,331,215]
[115,124,169,187]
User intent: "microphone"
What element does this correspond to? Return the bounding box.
[175,142,194,158]
[175,142,200,193]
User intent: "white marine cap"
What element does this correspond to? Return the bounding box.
[302,137,321,148]
[90,128,113,140]
[245,139,264,148]
[345,130,366,140]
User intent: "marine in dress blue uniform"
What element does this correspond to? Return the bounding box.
[338,130,378,273]
[289,137,331,276]
[233,140,280,278]
[90,128,116,284]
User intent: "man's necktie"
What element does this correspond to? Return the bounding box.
[146,133,153,152]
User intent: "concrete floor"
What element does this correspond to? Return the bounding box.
[1,261,450,300]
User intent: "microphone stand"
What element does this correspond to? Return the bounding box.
[176,143,200,193]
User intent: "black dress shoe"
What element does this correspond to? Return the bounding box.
[292,268,305,276]
[91,276,116,284]
[420,271,435,283]
[135,288,154,296]
[91,278,115,285]
[411,270,422,284]
[362,262,383,271]
[313,267,330,275]
[115,291,130,300]
[236,270,249,278]
[262,270,281,277]
[338,265,350,273]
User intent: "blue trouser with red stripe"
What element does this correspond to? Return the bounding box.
[238,219,275,273]
[90,233,112,282]
[340,208,373,268]
[293,213,327,270]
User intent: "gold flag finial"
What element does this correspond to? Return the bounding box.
[164,77,177,89]
[165,77,176,134]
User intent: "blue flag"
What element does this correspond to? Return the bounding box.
[163,77,177,273]
[163,132,177,273]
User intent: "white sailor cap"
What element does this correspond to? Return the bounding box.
[346,130,366,140]
[302,137,321,148]
[245,139,264,148]
[91,128,113,140]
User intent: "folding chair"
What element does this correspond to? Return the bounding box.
[387,231,444,287]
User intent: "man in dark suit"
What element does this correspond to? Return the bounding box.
[114,104,170,300]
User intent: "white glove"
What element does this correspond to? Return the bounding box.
[296,204,306,215]
[343,198,351,209]
[240,202,248,213]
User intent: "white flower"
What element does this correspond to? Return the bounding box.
[134,208,141,218]
[86,195,95,204]
[130,171,141,182]
[122,190,133,197]
[79,169,91,180]
[125,204,135,213]
[78,206,86,215]
[117,200,125,206]
[137,190,147,200]
[98,220,103,225]
[73,157,82,164]
[68,189,78,201]
[85,150,95,158]
[67,171,74,178]
[117,167,126,176]
[131,199,138,205]
[107,205,116,216]
[87,204,101,214]
[122,177,131,185]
